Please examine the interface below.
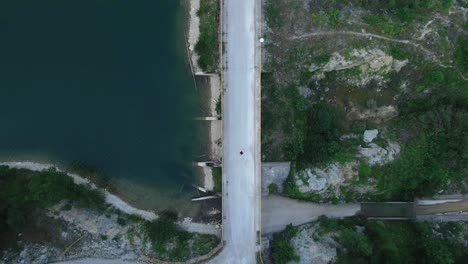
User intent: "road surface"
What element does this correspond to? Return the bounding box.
[209,0,261,263]
[262,195,360,234]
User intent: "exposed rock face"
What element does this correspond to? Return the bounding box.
[262,162,291,196]
[289,225,338,264]
[309,48,408,86]
[295,162,358,193]
[358,142,401,166]
[347,105,398,122]
[363,129,379,143]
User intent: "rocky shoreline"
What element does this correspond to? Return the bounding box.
[0,161,221,264]
[0,161,220,235]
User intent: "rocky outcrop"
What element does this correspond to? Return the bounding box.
[363,129,379,143]
[295,162,358,193]
[262,162,291,196]
[289,224,338,264]
[309,48,408,86]
[358,142,400,166]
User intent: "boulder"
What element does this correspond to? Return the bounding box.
[363,129,379,143]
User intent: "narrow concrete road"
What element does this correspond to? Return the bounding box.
[209,0,262,263]
[416,200,468,215]
[262,195,360,234]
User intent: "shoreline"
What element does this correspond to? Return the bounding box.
[187,0,202,74]
[0,161,158,221]
[0,161,221,237]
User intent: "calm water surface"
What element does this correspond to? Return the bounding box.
[0,1,200,215]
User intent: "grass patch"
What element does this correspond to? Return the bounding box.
[271,224,300,264]
[268,183,278,194]
[212,167,222,193]
[377,79,468,199]
[0,166,106,249]
[317,216,465,264]
[195,0,218,72]
[144,210,219,261]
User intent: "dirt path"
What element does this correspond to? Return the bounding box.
[262,195,360,234]
[292,30,437,60]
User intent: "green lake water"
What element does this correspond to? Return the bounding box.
[0,1,202,215]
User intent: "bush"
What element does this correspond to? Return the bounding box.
[271,224,300,264]
[329,218,465,264]
[378,87,468,199]
[358,163,372,184]
[145,210,179,248]
[424,70,445,85]
[144,210,218,261]
[354,0,453,22]
[265,0,283,28]
[268,183,278,194]
[0,166,106,249]
[212,167,222,193]
[338,228,373,258]
[455,36,468,73]
[299,103,345,165]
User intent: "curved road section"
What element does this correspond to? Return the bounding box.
[210,0,262,263]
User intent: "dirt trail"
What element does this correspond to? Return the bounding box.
[262,195,360,234]
[292,31,436,60]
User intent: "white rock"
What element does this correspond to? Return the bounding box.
[359,142,400,166]
[363,129,379,143]
[298,87,313,98]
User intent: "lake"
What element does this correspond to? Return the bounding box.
[0,1,202,215]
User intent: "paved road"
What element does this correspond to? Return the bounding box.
[209,0,261,263]
[262,195,360,234]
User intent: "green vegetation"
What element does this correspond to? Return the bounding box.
[358,163,372,184]
[263,0,467,203]
[144,210,219,261]
[353,0,452,22]
[455,36,468,74]
[376,76,468,199]
[271,224,299,264]
[268,183,279,194]
[265,0,283,28]
[315,216,466,264]
[415,84,425,92]
[298,103,346,166]
[196,0,218,72]
[212,167,222,193]
[0,166,106,249]
[215,94,222,116]
[284,164,322,202]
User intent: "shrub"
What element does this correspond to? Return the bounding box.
[338,228,373,257]
[212,167,222,193]
[265,0,283,28]
[268,183,278,194]
[379,86,468,199]
[0,166,106,249]
[415,84,425,92]
[358,164,371,177]
[299,103,345,165]
[330,218,464,264]
[145,210,179,248]
[144,210,218,261]
[271,224,300,264]
[424,70,445,84]
[455,36,468,73]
